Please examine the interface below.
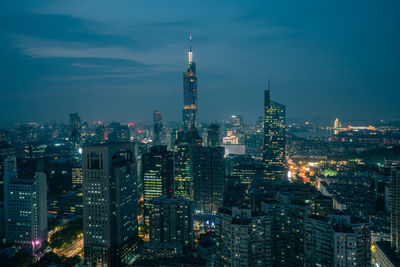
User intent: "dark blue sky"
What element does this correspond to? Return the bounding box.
[1,1,399,123]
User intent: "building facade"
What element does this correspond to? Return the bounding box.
[263,88,286,180]
[153,111,164,146]
[149,196,194,251]
[142,145,174,219]
[82,142,139,266]
[215,206,271,266]
[4,169,47,253]
[192,146,224,214]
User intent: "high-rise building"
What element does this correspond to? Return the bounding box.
[305,212,371,267]
[153,111,164,146]
[261,193,309,266]
[263,86,286,180]
[390,160,400,255]
[173,129,202,201]
[142,146,174,218]
[4,166,47,254]
[183,35,198,131]
[82,142,139,266]
[149,196,194,251]
[192,146,224,214]
[69,113,82,159]
[207,124,220,147]
[375,160,400,266]
[304,215,333,266]
[215,206,272,266]
[227,154,258,186]
[173,132,192,200]
[0,141,15,202]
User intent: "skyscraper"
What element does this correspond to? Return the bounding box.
[149,196,194,251]
[183,35,198,131]
[192,146,224,214]
[390,161,400,255]
[69,113,82,159]
[4,166,47,254]
[263,86,286,180]
[173,132,192,200]
[82,142,139,266]
[0,141,14,202]
[153,111,164,146]
[142,145,174,219]
[173,129,202,201]
[375,161,400,266]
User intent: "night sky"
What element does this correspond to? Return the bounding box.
[1,1,399,123]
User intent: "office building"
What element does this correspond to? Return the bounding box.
[142,146,173,218]
[227,154,258,186]
[82,142,139,266]
[263,86,286,180]
[192,146,224,214]
[390,160,400,255]
[69,113,82,159]
[149,196,194,251]
[173,130,202,201]
[4,167,47,253]
[0,141,14,202]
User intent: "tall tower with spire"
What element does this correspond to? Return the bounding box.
[183,35,198,131]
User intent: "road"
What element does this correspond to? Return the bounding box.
[54,236,84,258]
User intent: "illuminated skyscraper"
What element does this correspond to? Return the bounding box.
[183,35,198,131]
[390,161,400,255]
[173,129,202,201]
[69,113,82,159]
[82,142,139,266]
[4,167,47,254]
[153,111,164,146]
[173,132,192,200]
[192,146,224,214]
[263,85,286,180]
[142,146,174,218]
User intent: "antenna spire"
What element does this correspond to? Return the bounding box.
[188,34,193,64]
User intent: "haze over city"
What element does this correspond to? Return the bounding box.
[1,0,399,123]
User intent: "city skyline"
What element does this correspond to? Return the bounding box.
[1,1,400,123]
[1,2,400,266]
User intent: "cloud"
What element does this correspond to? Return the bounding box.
[15,36,184,67]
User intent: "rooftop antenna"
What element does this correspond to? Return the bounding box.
[188,34,193,64]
